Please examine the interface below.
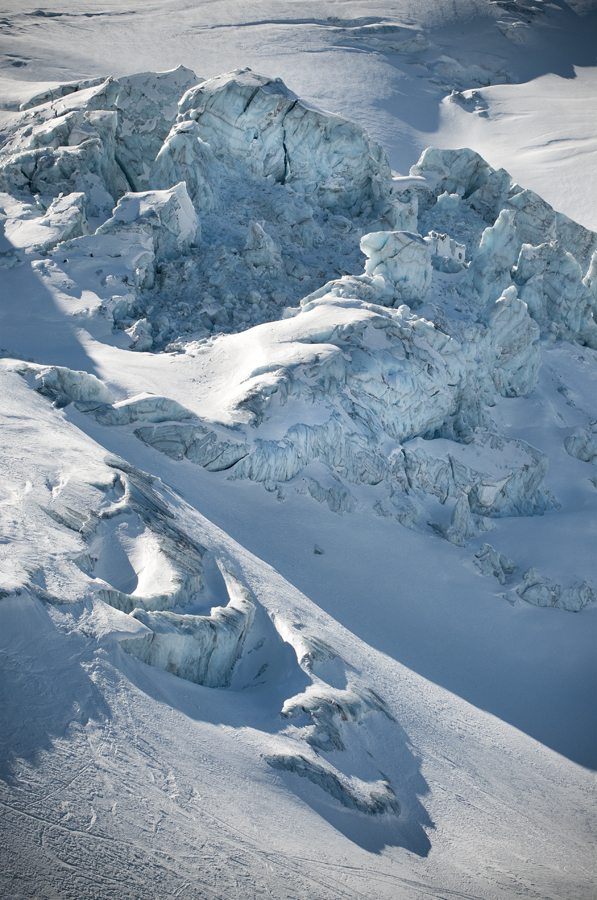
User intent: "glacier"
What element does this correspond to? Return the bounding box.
[0,26,596,900]
[2,63,593,616]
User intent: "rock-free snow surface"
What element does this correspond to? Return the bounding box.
[0,2,596,899]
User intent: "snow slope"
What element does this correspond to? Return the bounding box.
[1,2,596,899]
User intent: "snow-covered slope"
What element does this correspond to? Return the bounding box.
[0,2,596,899]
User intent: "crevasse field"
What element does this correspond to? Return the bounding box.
[0,1,596,898]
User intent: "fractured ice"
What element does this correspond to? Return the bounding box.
[7,66,597,610]
[120,571,256,688]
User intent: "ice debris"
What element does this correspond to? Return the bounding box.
[266,754,401,816]
[473,543,516,584]
[516,569,596,612]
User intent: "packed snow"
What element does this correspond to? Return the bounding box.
[0,1,596,898]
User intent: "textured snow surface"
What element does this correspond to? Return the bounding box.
[1,2,596,898]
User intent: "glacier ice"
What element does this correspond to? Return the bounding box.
[427,229,466,273]
[281,684,394,753]
[15,191,91,252]
[410,146,597,273]
[360,230,432,305]
[265,754,401,816]
[564,429,597,465]
[87,460,206,614]
[516,568,596,612]
[401,434,553,518]
[150,120,219,212]
[85,393,198,426]
[443,496,477,546]
[36,365,114,406]
[462,209,521,307]
[513,241,597,346]
[480,286,541,398]
[111,67,201,192]
[410,147,494,199]
[98,182,199,264]
[243,220,283,271]
[135,422,249,471]
[176,69,394,216]
[6,64,593,363]
[120,572,255,688]
[19,76,107,112]
[6,67,597,611]
[473,543,516,584]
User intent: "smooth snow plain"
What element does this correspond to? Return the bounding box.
[0,2,596,899]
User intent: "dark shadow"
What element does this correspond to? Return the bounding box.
[279,783,432,856]
[0,592,111,785]
[0,224,100,373]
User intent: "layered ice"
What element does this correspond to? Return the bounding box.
[175,69,394,216]
[120,572,255,688]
